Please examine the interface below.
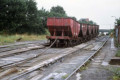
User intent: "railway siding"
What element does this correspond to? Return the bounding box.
[8,43,89,80]
[0,36,108,80]
[0,45,44,58]
[0,40,46,48]
[6,36,109,80]
[41,36,108,80]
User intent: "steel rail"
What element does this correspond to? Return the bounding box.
[65,37,109,80]
[0,42,45,53]
[0,40,44,48]
[9,38,58,80]
[1,38,57,69]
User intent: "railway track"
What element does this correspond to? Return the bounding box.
[0,36,108,80]
[0,41,45,53]
[0,45,47,69]
[39,36,108,80]
[0,40,46,48]
[65,36,109,80]
[0,39,56,69]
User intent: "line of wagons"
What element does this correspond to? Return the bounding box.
[46,17,99,47]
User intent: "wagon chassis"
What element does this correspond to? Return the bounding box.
[47,35,95,47]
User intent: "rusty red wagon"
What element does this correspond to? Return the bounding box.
[46,17,80,47]
[87,24,93,39]
[78,23,88,42]
[46,17,99,47]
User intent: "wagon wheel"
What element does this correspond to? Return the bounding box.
[77,39,80,44]
[85,37,88,42]
[64,40,68,47]
[85,37,87,42]
[66,40,69,47]
[69,40,72,47]
[84,38,87,42]
[87,36,89,40]
[56,40,58,47]
[75,40,78,45]
[80,38,82,44]
[49,40,52,45]
[89,35,92,40]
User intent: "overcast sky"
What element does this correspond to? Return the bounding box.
[35,0,120,29]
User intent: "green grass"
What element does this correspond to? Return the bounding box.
[79,66,88,71]
[114,36,120,48]
[116,49,120,57]
[0,34,47,45]
[112,68,120,80]
[62,74,68,79]
[109,67,120,80]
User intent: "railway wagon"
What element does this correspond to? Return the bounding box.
[92,25,98,37]
[87,24,93,39]
[92,25,96,34]
[96,25,99,36]
[46,17,99,47]
[78,24,97,42]
[87,24,93,35]
[46,17,80,47]
[78,23,88,42]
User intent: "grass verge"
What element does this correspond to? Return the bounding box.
[0,34,47,45]
[108,67,120,80]
[112,67,120,80]
[115,49,120,57]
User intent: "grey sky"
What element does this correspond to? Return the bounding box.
[35,0,120,29]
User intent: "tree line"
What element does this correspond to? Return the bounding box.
[0,0,97,35]
[115,18,120,26]
[0,0,68,34]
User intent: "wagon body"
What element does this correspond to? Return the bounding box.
[96,25,99,34]
[47,17,80,40]
[79,23,88,37]
[87,24,93,35]
[92,25,96,34]
[97,25,99,34]
[46,17,99,47]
